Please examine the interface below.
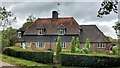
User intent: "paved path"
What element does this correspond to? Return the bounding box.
[0,61,14,67]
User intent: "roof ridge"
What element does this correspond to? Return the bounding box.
[38,17,73,20]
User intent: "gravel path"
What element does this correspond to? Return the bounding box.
[0,60,14,67]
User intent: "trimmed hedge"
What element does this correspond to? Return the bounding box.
[61,53,120,67]
[3,47,53,63]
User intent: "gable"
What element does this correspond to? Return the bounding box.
[80,25,110,43]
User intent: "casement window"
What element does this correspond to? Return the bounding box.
[58,29,66,35]
[37,29,44,35]
[18,32,21,38]
[62,42,66,48]
[97,43,106,48]
[36,42,45,48]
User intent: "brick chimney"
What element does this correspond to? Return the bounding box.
[52,11,58,19]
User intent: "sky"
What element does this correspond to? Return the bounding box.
[1,1,119,39]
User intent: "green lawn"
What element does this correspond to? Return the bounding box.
[1,54,52,67]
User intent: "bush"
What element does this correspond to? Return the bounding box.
[82,48,89,54]
[3,47,53,64]
[61,53,120,67]
[2,39,10,49]
[112,46,118,55]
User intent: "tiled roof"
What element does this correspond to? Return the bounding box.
[80,25,110,43]
[24,17,80,35]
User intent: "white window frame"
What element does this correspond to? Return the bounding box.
[62,42,66,48]
[18,32,21,38]
[37,29,44,35]
[36,42,45,48]
[58,29,65,35]
[97,43,106,48]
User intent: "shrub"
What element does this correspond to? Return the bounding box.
[82,48,89,54]
[56,36,62,56]
[61,53,120,67]
[76,38,80,49]
[56,36,62,62]
[71,37,76,53]
[3,47,53,63]
[112,46,118,55]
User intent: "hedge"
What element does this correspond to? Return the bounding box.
[3,47,53,64]
[61,53,120,67]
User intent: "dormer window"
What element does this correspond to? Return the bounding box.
[37,29,44,35]
[18,32,21,38]
[58,29,66,35]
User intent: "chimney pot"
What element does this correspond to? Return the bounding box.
[52,11,58,19]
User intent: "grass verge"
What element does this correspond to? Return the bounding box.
[1,54,52,67]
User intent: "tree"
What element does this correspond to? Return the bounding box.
[0,7,16,30]
[82,38,90,54]
[55,36,62,62]
[1,27,18,48]
[85,38,90,49]
[76,38,80,49]
[113,21,120,33]
[106,36,118,42]
[21,14,36,29]
[71,37,76,53]
[97,0,118,18]
[75,38,81,53]
[56,36,62,55]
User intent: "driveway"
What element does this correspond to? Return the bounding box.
[0,61,14,67]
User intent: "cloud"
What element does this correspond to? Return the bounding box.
[2,2,118,38]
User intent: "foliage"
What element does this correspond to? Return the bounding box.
[106,36,118,42]
[97,0,118,18]
[112,45,120,56]
[0,7,16,30]
[62,49,71,53]
[79,38,90,54]
[21,14,36,29]
[71,37,76,53]
[55,36,62,62]
[118,45,120,56]
[61,53,120,67]
[113,21,120,32]
[2,39,10,48]
[1,27,18,48]
[112,46,118,55]
[56,36,62,56]
[2,54,50,67]
[82,48,89,54]
[3,47,53,64]
[76,38,80,49]
[85,38,90,49]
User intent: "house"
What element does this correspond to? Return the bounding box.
[17,11,111,52]
[79,25,111,52]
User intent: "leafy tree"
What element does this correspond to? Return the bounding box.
[106,36,118,42]
[97,0,118,18]
[0,7,16,30]
[2,27,16,39]
[55,36,62,62]
[21,14,36,29]
[85,38,90,49]
[117,44,120,56]
[75,38,81,53]
[2,39,10,48]
[76,38,80,49]
[56,36,62,55]
[71,37,76,53]
[82,38,90,54]
[1,27,18,48]
[113,21,120,33]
